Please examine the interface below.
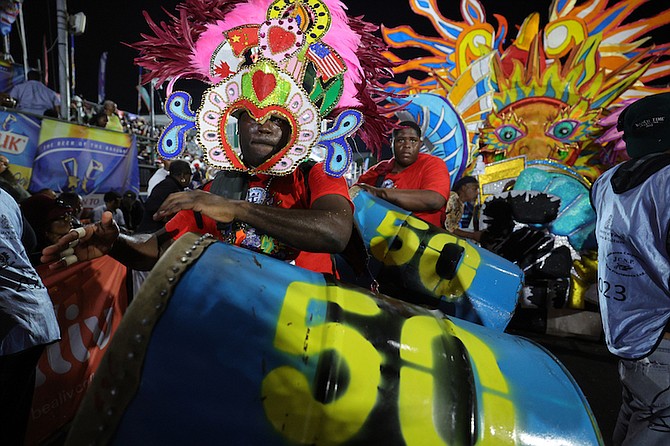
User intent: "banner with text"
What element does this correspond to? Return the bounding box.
[29,119,140,196]
[0,110,41,190]
[26,256,128,446]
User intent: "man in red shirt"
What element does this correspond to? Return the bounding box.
[41,111,353,275]
[356,121,451,227]
[39,0,396,276]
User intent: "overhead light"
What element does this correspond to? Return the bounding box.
[68,12,86,36]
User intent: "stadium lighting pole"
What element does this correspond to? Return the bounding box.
[56,0,70,120]
[17,3,29,80]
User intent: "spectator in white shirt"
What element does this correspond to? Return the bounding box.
[146,158,171,196]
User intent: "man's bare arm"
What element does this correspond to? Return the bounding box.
[236,194,352,252]
[155,190,352,253]
[41,211,171,271]
[357,184,446,212]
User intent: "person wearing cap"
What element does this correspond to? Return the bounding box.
[355,121,451,227]
[91,191,126,230]
[0,189,60,445]
[57,191,84,227]
[591,91,670,445]
[444,175,482,242]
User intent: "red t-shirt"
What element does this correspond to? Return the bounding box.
[164,162,351,274]
[356,153,451,226]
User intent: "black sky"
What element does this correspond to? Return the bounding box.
[13,0,668,113]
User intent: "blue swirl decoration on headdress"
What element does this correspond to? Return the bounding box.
[158,91,197,159]
[317,109,363,177]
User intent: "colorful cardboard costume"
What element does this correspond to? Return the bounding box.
[380,0,670,315]
[382,0,670,174]
[132,0,394,177]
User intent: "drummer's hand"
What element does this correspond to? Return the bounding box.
[154,189,237,224]
[357,183,388,199]
[40,211,120,269]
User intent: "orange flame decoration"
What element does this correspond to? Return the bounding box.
[382,0,670,178]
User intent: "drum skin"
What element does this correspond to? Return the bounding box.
[65,233,601,445]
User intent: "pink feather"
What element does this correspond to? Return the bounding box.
[131,0,396,153]
[596,99,637,165]
[191,0,362,108]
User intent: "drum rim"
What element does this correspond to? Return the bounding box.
[65,232,216,444]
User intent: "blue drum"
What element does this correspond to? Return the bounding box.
[65,233,602,445]
[352,188,523,331]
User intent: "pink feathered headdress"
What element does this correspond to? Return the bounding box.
[131,0,394,154]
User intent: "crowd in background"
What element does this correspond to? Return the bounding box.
[0,80,212,268]
[0,68,174,168]
[2,155,209,258]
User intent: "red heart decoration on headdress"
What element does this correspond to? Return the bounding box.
[252,71,277,102]
[268,26,296,55]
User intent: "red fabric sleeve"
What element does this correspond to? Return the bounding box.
[308,164,354,210]
[355,160,391,186]
[294,251,335,275]
[355,168,379,186]
[163,181,219,241]
[164,210,219,240]
[418,155,451,199]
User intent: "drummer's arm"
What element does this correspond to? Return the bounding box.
[42,212,171,271]
[108,229,174,271]
[155,189,352,253]
[236,194,352,253]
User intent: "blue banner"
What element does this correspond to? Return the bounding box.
[0,110,41,190]
[0,59,25,94]
[29,119,139,195]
